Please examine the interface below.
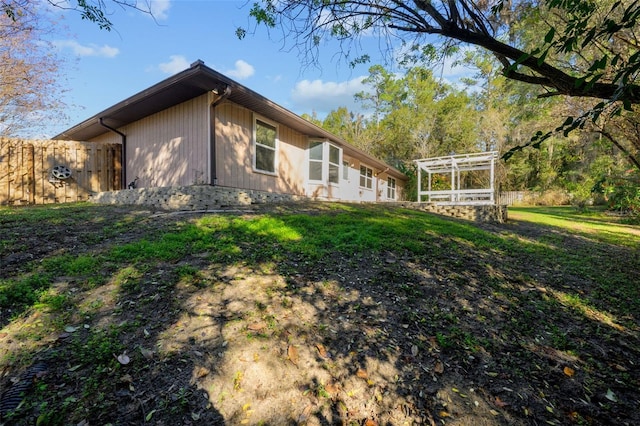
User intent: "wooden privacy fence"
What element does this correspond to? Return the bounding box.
[0,138,122,205]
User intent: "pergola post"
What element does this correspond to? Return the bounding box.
[417,165,422,202]
[450,161,455,203]
[490,154,495,203]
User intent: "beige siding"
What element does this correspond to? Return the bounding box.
[215,102,306,195]
[91,95,209,188]
[83,94,406,201]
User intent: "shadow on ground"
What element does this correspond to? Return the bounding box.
[0,203,638,425]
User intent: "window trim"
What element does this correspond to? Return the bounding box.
[342,160,350,180]
[359,164,373,190]
[308,140,324,182]
[387,176,397,200]
[307,140,342,185]
[327,143,341,185]
[253,116,279,175]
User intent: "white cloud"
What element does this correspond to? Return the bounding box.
[53,40,119,58]
[290,77,368,116]
[150,0,171,20]
[225,60,255,80]
[159,55,190,74]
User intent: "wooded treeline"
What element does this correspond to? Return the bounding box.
[282,0,640,212]
[239,0,640,212]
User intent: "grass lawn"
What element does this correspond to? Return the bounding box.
[0,202,638,425]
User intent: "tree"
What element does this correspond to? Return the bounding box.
[241,0,640,167]
[0,0,155,136]
[2,0,152,31]
[320,65,481,164]
[242,0,640,103]
[0,1,67,136]
[321,107,372,152]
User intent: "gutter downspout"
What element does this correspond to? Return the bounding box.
[99,118,127,189]
[209,85,232,186]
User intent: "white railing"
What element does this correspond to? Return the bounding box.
[419,188,495,205]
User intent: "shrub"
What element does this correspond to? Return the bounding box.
[593,169,640,214]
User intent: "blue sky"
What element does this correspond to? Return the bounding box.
[48,0,472,137]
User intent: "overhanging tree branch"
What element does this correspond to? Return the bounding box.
[241,0,640,104]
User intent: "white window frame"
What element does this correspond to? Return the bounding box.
[307,140,342,185]
[328,143,340,184]
[387,177,397,200]
[360,165,373,189]
[253,116,278,175]
[308,140,324,182]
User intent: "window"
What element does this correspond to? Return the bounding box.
[328,144,340,184]
[387,177,397,199]
[342,161,349,180]
[360,165,373,189]
[308,141,323,181]
[308,141,341,184]
[254,118,277,174]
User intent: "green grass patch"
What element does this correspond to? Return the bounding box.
[0,273,53,316]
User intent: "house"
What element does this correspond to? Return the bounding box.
[54,60,406,204]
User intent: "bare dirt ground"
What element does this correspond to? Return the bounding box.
[1,203,639,426]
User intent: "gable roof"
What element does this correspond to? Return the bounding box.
[54,60,406,179]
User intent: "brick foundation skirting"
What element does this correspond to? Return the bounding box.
[89,185,507,223]
[390,202,508,223]
[89,185,305,211]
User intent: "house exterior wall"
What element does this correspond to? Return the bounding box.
[214,101,307,196]
[87,95,406,202]
[91,95,209,188]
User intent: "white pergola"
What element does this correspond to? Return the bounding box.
[415,151,498,205]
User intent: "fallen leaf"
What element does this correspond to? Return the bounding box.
[68,364,82,372]
[140,347,154,360]
[120,374,133,383]
[364,419,378,426]
[605,389,618,402]
[64,326,78,333]
[325,382,339,395]
[494,396,509,408]
[288,345,299,366]
[489,409,500,416]
[145,409,156,421]
[356,368,368,379]
[316,343,330,359]
[563,366,575,377]
[195,366,210,378]
[438,411,450,418]
[298,404,313,423]
[116,353,130,365]
[434,360,444,374]
[411,345,419,357]
[248,322,266,331]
